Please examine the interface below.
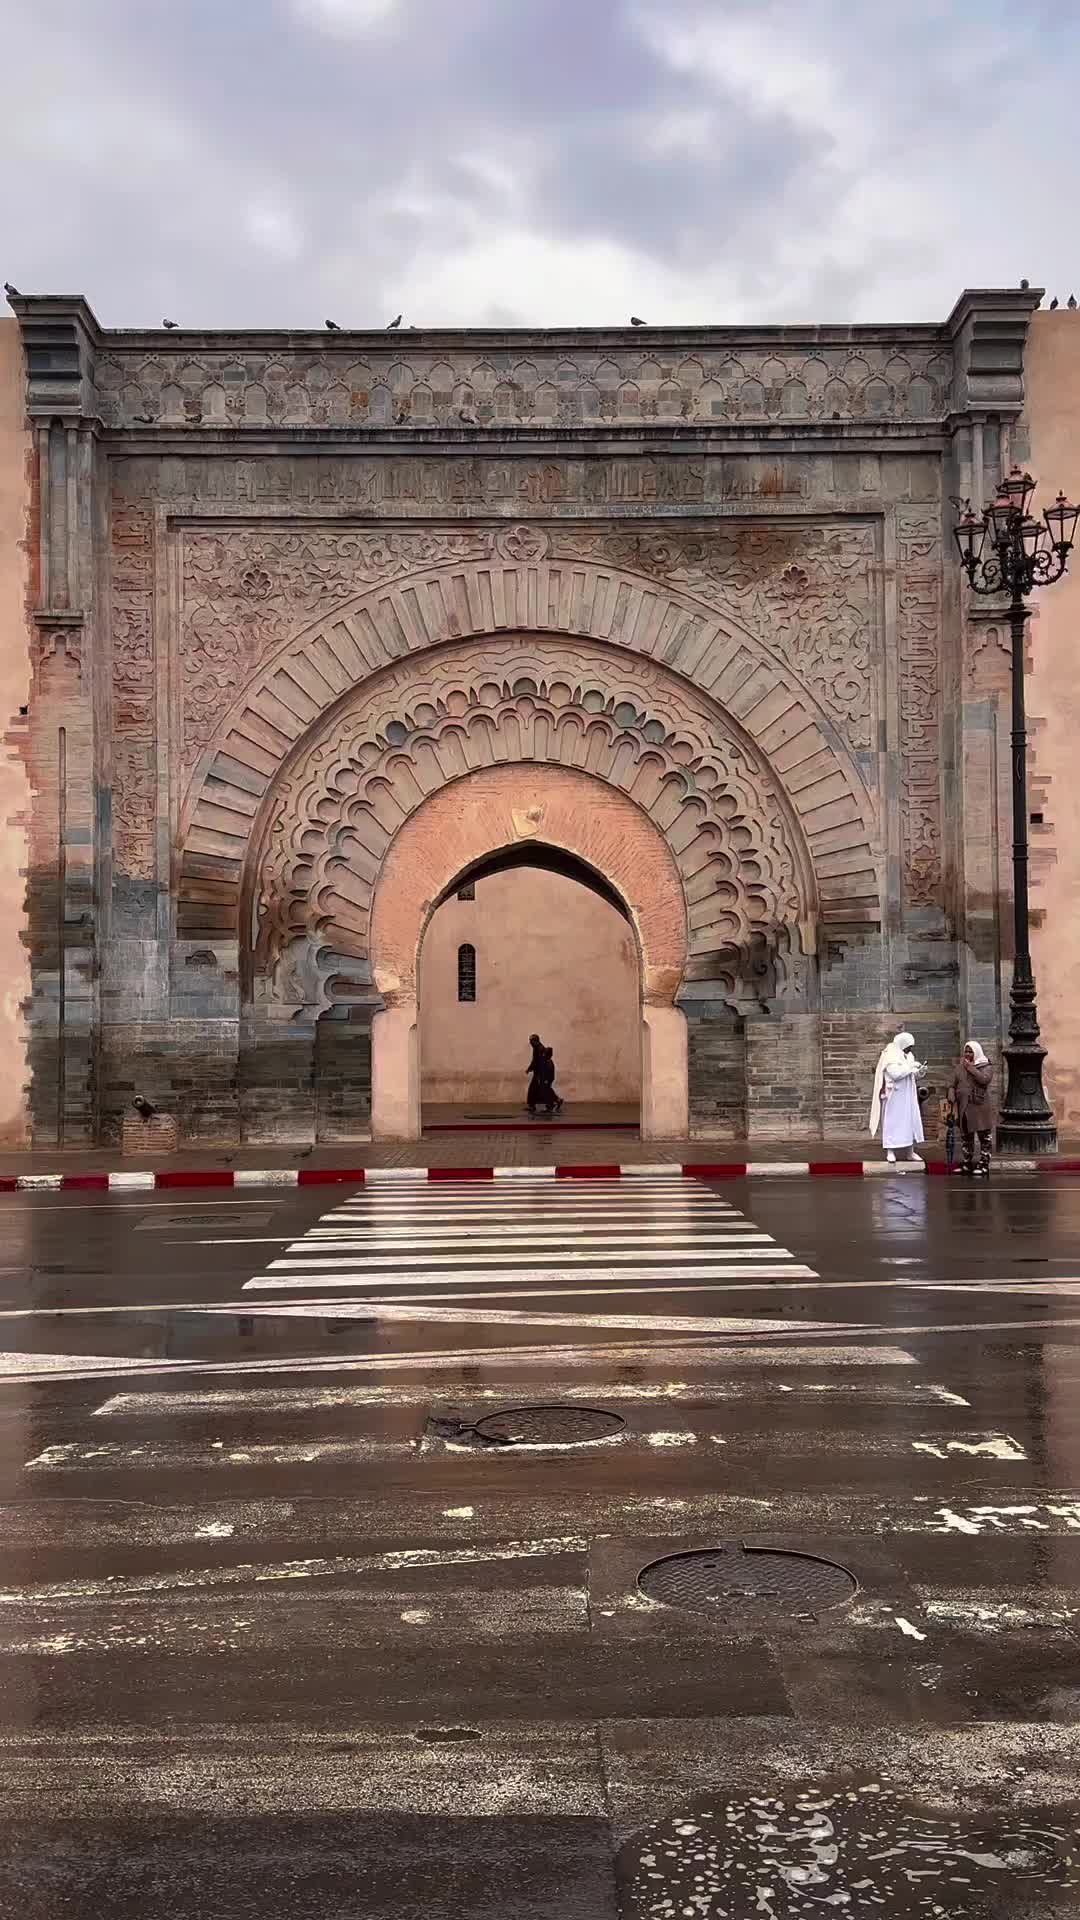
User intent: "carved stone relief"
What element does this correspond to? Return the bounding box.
[116,452,713,517]
[896,506,944,908]
[109,500,156,880]
[93,341,952,432]
[178,520,877,787]
[550,523,876,749]
[179,548,880,966]
[180,527,489,767]
[241,639,820,1019]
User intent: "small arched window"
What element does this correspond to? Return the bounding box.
[457,942,477,1003]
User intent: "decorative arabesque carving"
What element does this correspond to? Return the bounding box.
[113,451,709,515]
[94,342,950,432]
[245,641,817,1019]
[181,527,488,766]
[178,535,881,960]
[550,523,876,749]
[896,507,943,908]
[110,500,156,880]
[179,519,876,776]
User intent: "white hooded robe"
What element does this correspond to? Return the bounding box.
[869,1032,924,1150]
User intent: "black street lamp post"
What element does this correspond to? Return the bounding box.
[955,468,1080,1154]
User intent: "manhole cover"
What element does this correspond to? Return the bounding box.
[617,1782,1080,1917]
[638,1545,856,1616]
[473,1404,625,1447]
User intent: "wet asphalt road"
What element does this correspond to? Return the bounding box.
[1,1171,1080,1916]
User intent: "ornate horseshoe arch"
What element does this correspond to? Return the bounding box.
[179,543,880,969]
[236,636,836,1028]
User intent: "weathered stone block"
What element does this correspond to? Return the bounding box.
[121,1112,178,1155]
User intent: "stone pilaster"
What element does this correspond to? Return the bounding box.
[9,303,105,1143]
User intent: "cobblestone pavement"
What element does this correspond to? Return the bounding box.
[0,1173,1078,1914]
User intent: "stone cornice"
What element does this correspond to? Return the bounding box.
[12,292,948,353]
[6,294,101,423]
[7,286,1043,437]
[946,286,1044,422]
[101,422,950,452]
[0,291,955,437]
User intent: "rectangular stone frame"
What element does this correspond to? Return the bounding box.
[10,289,1044,1143]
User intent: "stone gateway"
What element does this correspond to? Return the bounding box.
[1,286,1072,1145]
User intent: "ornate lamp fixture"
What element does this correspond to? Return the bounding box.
[954,467,1080,1152]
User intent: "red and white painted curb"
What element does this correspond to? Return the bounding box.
[0,1155,1070,1192]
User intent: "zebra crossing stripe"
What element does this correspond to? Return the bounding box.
[240,1175,819,1299]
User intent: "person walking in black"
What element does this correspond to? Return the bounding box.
[538,1043,563,1115]
[526,1034,545,1114]
[526,1034,563,1115]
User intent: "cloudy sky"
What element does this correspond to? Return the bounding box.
[4,0,1078,329]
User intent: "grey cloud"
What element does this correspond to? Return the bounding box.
[0,0,1077,326]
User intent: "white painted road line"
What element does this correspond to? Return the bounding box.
[245,1271,821,1298]
[321,1194,742,1209]
[267,1241,783,1269]
[325,1281,856,1306]
[0,1538,592,1604]
[321,1201,742,1218]
[93,1379,968,1416]
[325,1199,742,1215]
[26,1437,418,1472]
[238,1180,821,1312]
[290,1301,852,1331]
[281,1232,778,1254]
[0,1340,922,1383]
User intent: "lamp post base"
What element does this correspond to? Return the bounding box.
[996,1040,1057,1156]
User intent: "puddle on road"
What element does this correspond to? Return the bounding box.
[0,1310,380,1365]
[618,1781,1079,1916]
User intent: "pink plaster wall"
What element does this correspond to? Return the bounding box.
[0,321,30,1144]
[1025,311,1080,1130]
[419,868,642,1108]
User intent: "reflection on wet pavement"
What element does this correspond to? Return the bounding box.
[0,1177,1079,1914]
[619,1782,1080,1916]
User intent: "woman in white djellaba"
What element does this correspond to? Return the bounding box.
[869,1031,926,1162]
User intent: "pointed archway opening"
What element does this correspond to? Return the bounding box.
[419,844,642,1131]
[366,763,690,1144]
[233,634,832,1146]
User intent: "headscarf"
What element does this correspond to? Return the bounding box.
[964,1039,989,1068]
[869,1031,916,1135]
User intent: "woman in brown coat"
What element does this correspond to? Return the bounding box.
[950,1041,995,1176]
